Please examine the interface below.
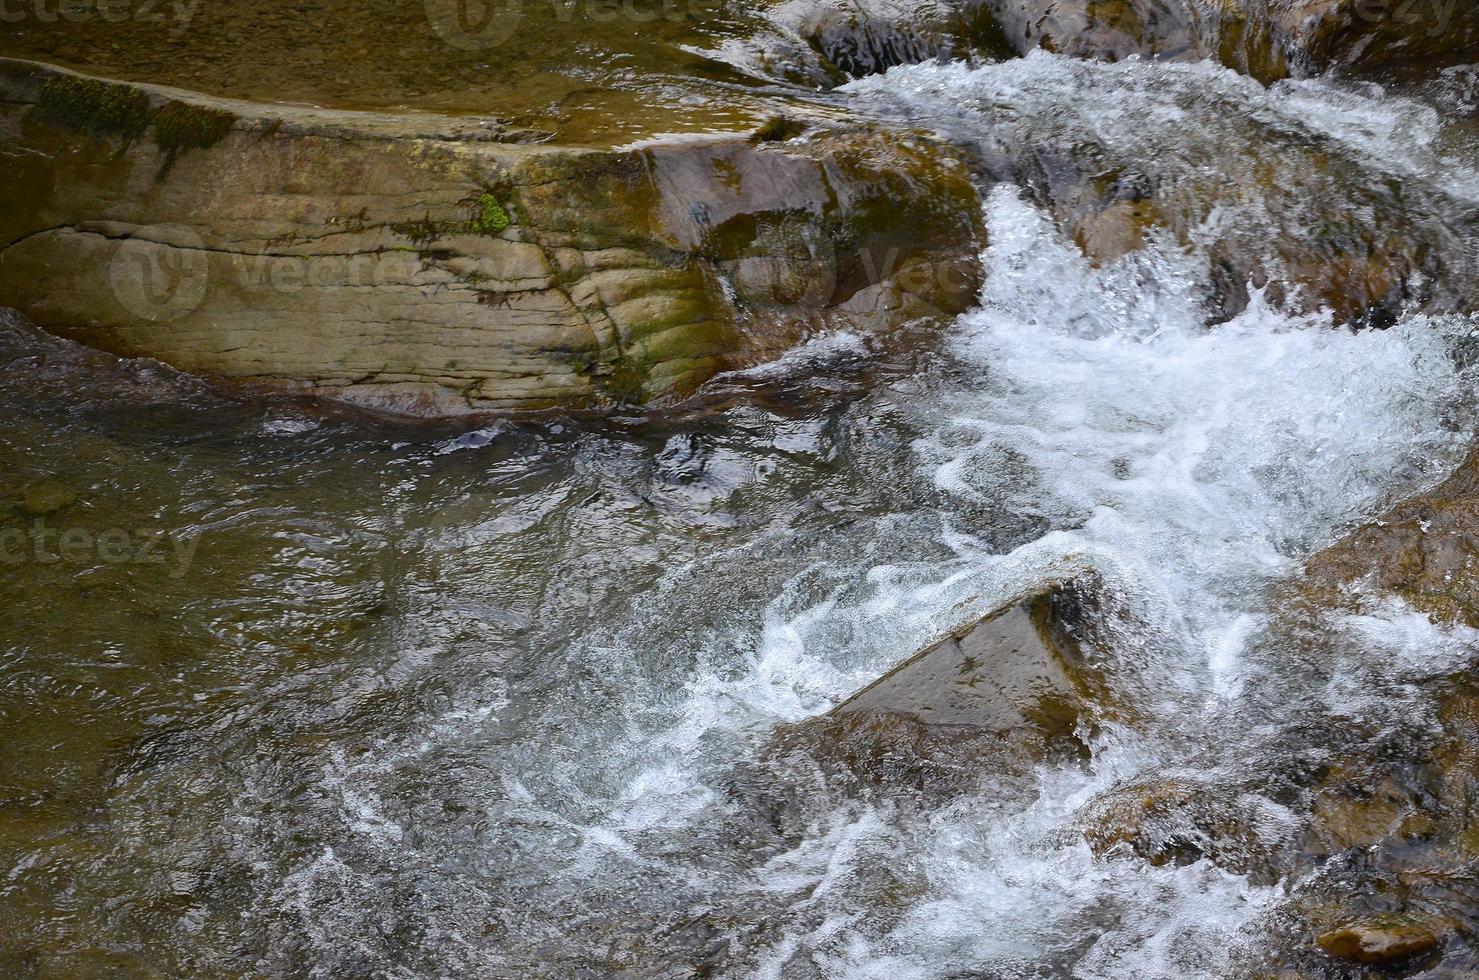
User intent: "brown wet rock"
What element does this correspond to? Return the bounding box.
[830,582,1096,734]
[1317,916,1441,965]
[1251,877,1472,977]
[787,0,1015,80]
[1303,445,1479,628]
[981,0,1479,84]
[1079,775,1291,875]
[981,106,1478,325]
[0,60,984,418]
[763,575,1126,805]
[830,572,1135,737]
[1081,677,1479,878]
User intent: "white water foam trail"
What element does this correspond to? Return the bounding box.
[249,60,1479,979]
[691,185,1473,978]
[842,51,1479,202]
[282,194,1475,979]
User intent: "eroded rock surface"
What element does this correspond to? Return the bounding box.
[765,576,1123,799]
[0,60,984,416]
[1074,450,1479,975]
[849,52,1479,326]
[831,583,1093,732]
[979,0,1479,83]
[1317,916,1442,966]
[1304,445,1479,628]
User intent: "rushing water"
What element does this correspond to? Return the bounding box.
[4,56,1479,977]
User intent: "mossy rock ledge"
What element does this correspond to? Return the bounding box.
[0,59,984,416]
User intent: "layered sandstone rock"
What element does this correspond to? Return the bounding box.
[0,60,984,415]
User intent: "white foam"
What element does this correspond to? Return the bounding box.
[702,187,1474,975]
[241,55,1479,979]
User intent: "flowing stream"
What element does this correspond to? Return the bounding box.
[4,55,1479,977]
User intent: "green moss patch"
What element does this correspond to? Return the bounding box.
[390,217,445,245]
[34,78,237,175]
[602,356,648,405]
[389,196,513,246]
[152,100,235,156]
[36,75,152,141]
[471,193,511,235]
[750,115,808,143]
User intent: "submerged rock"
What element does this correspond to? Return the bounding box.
[1317,916,1442,965]
[20,479,76,516]
[0,60,984,417]
[0,0,800,145]
[1079,771,1302,879]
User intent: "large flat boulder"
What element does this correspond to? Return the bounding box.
[0,60,983,416]
[766,576,1119,798]
[831,581,1096,734]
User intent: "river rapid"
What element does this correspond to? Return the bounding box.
[3,54,1479,977]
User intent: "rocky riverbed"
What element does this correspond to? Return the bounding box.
[2,0,1479,977]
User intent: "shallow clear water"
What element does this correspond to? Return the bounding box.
[4,55,1479,977]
